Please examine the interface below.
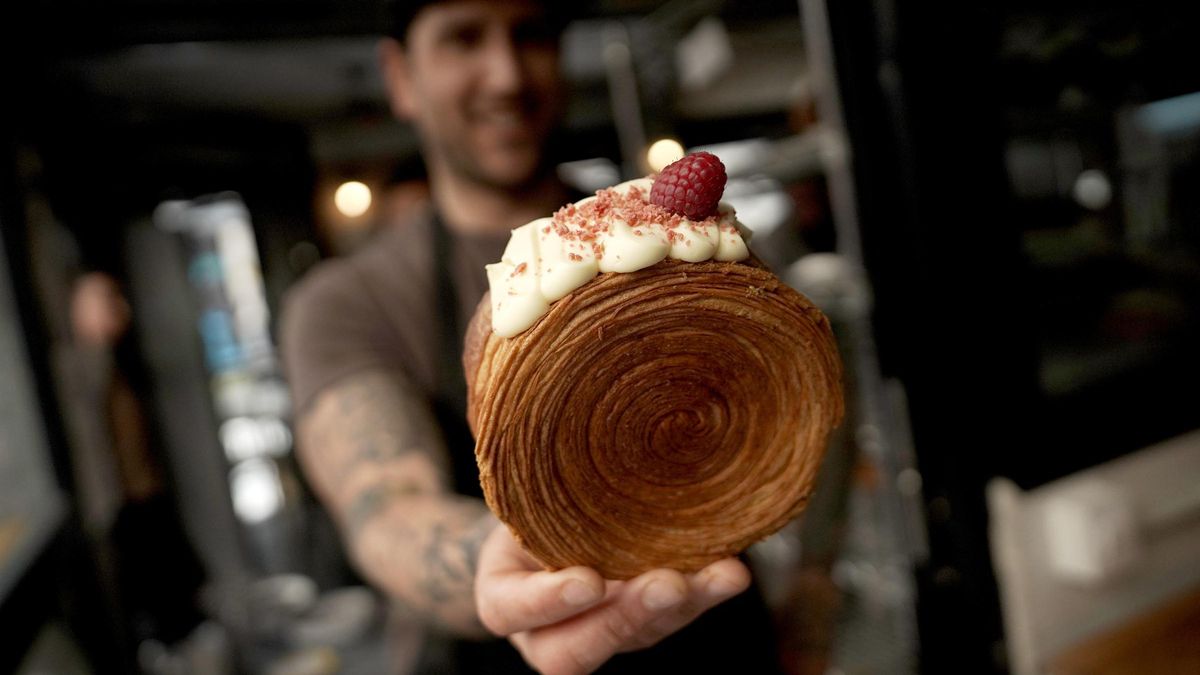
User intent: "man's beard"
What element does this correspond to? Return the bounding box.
[436,134,551,194]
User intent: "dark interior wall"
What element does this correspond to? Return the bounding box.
[25,73,319,324]
[829,1,1200,672]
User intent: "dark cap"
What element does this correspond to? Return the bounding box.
[385,0,439,40]
[386,0,572,42]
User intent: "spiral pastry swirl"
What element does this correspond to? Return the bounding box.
[464,258,843,579]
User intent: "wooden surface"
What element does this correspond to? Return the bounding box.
[1048,585,1200,675]
[0,518,23,563]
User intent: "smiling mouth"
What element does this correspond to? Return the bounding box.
[473,108,530,130]
[469,94,544,134]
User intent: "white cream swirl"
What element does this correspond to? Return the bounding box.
[486,178,752,337]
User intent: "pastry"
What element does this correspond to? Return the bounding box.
[464,153,843,579]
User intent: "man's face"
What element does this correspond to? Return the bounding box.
[387,1,564,191]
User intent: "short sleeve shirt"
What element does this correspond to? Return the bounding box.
[281,209,507,416]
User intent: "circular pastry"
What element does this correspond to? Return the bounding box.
[464,163,842,579]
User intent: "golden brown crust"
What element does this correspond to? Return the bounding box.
[462,292,493,440]
[464,258,843,579]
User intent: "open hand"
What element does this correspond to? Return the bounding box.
[475,524,751,675]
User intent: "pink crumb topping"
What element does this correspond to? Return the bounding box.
[551,183,721,245]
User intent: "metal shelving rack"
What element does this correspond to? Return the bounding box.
[792,1,927,672]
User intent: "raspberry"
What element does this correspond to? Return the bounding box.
[650,151,727,219]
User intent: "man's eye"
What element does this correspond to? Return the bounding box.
[446,25,484,50]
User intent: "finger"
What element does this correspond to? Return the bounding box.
[638,558,751,646]
[515,568,691,674]
[476,528,605,636]
[690,557,753,603]
[478,566,606,636]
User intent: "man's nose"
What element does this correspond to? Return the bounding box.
[480,34,525,93]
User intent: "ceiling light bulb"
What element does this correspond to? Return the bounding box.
[334,181,372,218]
[646,138,685,173]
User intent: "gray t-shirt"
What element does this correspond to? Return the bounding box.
[281,209,507,416]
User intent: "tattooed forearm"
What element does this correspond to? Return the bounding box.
[355,496,496,635]
[296,371,496,635]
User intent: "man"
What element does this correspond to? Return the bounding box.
[281,1,780,672]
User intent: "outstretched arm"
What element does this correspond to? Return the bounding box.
[296,370,494,635]
[297,368,755,674]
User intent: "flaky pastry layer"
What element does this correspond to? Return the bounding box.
[464,258,843,579]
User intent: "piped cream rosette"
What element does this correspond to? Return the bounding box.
[485,179,751,337]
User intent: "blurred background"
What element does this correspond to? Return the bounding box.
[2,0,1200,673]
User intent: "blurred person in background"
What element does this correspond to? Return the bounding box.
[281,0,782,672]
[66,271,205,647]
[26,197,207,666]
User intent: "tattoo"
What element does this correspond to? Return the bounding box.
[344,482,421,536]
[299,371,451,494]
[417,512,494,605]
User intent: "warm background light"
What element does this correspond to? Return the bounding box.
[646,138,685,173]
[334,180,372,218]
